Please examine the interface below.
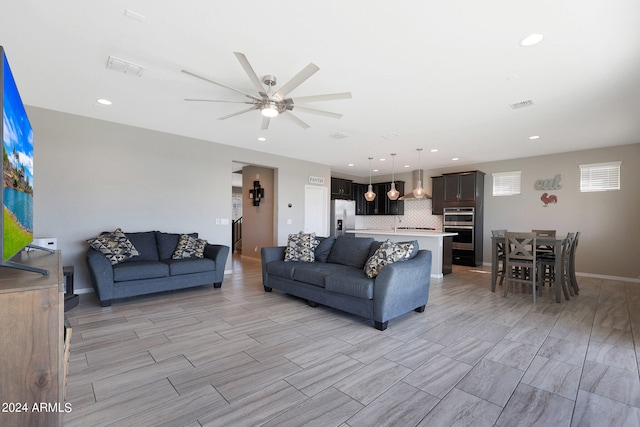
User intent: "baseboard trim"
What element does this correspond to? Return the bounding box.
[481,262,640,284]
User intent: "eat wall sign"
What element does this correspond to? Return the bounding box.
[535,174,562,190]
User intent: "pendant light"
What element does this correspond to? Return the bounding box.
[364,157,376,201]
[387,153,400,200]
[412,148,426,198]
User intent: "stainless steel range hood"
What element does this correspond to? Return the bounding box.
[399,169,432,200]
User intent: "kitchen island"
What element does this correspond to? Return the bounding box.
[347,229,457,278]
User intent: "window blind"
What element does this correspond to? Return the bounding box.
[579,162,621,192]
[492,171,521,196]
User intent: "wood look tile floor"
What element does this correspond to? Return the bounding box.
[64,255,640,427]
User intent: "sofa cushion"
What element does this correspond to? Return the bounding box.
[292,263,353,287]
[364,240,416,279]
[172,234,207,259]
[325,269,375,299]
[112,261,169,282]
[122,231,159,262]
[326,236,374,269]
[284,232,318,262]
[164,258,215,275]
[266,260,300,280]
[314,236,335,263]
[87,228,140,265]
[367,240,419,260]
[156,232,197,260]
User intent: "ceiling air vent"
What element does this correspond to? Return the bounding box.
[509,99,536,110]
[106,56,145,77]
[329,132,350,139]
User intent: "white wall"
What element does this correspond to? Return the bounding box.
[28,106,330,291]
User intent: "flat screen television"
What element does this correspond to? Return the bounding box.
[1,46,50,275]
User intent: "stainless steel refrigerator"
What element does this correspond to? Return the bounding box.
[330,200,356,237]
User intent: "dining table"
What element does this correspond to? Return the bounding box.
[491,234,568,303]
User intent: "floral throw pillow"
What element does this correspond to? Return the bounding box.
[364,239,415,278]
[172,234,207,259]
[284,232,318,262]
[87,228,140,265]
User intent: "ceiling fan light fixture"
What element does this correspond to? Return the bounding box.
[261,103,279,118]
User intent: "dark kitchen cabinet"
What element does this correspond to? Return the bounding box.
[442,171,484,207]
[353,181,404,215]
[331,177,353,199]
[352,183,375,215]
[431,176,444,215]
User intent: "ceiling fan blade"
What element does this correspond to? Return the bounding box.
[282,111,310,129]
[291,105,342,119]
[233,52,268,97]
[181,69,261,101]
[185,98,254,104]
[218,106,258,120]
[290,92,352,103]
[274,63,320,101]
[261,116,270,130]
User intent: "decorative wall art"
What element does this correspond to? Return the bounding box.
[536,174,561,207]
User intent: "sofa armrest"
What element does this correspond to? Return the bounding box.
[204,244,230,284]
[85,248,115,304]
[372,249,432,323]
[261,246,286,288]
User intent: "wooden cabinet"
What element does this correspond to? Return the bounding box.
[443,171,483,205]
[353,181,404,215]
[331,177,353,199]
[0,251,66,427]
[431,176,444,215]
[433,171,485,209]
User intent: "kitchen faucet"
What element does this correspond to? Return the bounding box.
[393,215,401,232]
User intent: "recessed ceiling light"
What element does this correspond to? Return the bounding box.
[529,135,540,140]
[430,148,438,153]
[379,158,386,162]
[257,137,266,142]
[452,157,459,161]
[403,164,411,168]
[348,163,355,167]
[96,98,112,106]
[520,33,544,47]
[373,169,379,172]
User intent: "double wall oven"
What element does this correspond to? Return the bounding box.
[443,207,475,251]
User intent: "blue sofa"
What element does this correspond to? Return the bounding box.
[261,235,432,330]
[86,231,229,307]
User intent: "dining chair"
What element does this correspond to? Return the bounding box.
[533,229,556,285]
[538,232,574,301]
[492,229,507,288]
[504,232,540,302]
[568,231,581,294]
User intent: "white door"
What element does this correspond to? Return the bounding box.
[304,185,328,236]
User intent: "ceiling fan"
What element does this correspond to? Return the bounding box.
[181,52,351,130]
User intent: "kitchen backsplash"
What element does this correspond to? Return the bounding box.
[354,198,443,230]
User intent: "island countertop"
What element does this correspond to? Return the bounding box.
[346,229,458,238]
[347,229,456,278]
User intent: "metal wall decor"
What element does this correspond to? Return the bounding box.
[249,180,265,206]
